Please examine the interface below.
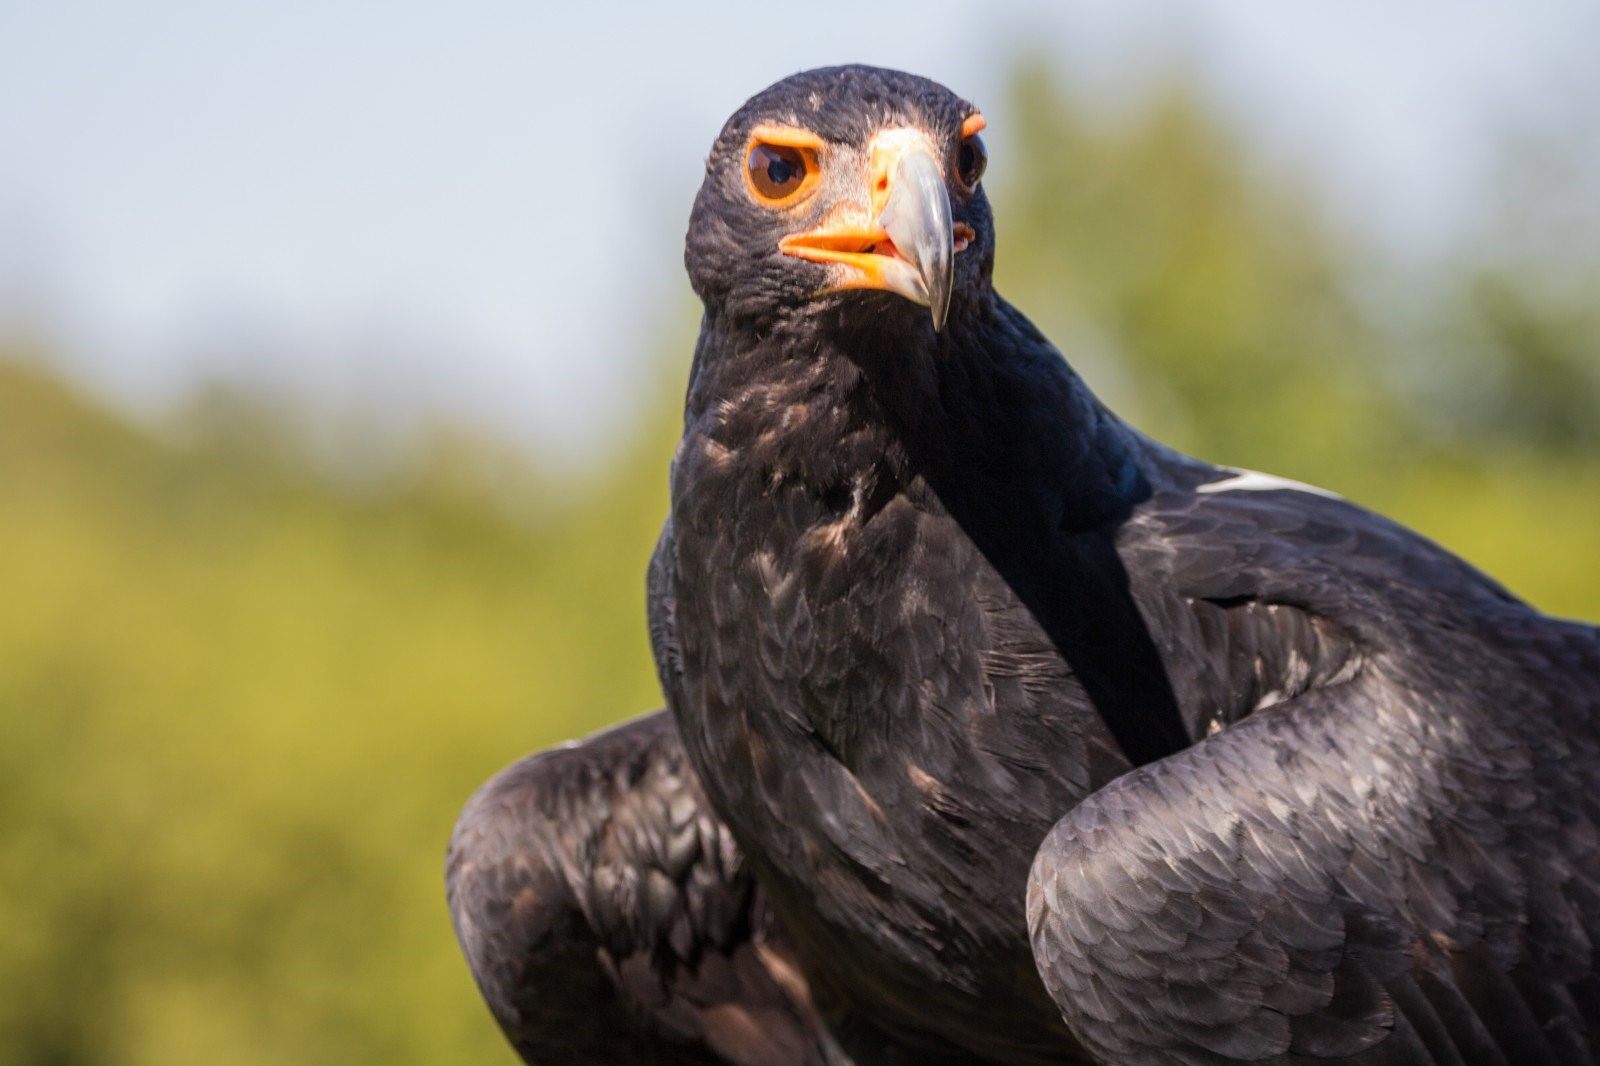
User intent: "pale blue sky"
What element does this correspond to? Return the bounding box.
[2,1,1595,458]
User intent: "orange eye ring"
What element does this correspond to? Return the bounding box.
[743,126,824,207]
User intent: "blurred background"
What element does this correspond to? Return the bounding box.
[3,2,1598,1062]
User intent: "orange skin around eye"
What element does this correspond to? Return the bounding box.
[748,124,827,152]
[743,125,826,207]
[961,113,986,138]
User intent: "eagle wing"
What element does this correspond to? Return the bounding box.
[1028,483,1600,1064]
[446,711,836,1065]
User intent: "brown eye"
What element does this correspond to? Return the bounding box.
[747,142,815,204]
[956,133,987,189]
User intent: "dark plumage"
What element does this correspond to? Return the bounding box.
[446,713,836,1064]
[449,65,1600,1064]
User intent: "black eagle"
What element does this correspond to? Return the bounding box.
[447,66,1600,1065]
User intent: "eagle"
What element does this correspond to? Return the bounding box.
[447,66,1600,1065]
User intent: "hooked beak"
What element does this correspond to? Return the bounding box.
[778,138,966,331]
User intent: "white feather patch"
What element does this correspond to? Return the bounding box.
[1196,468,1342,499]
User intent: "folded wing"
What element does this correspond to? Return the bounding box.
[446,712,836,1065]
[1029,617,1600,1066]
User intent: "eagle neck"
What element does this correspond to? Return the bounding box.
[684,299,1147,524]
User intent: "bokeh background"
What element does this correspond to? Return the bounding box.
[3,3,1598,1063]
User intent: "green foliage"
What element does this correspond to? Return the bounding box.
[995,62,1397,474]
[1,60,1596,1064]
[1434,270,1600,455]
[0,359,682,1065]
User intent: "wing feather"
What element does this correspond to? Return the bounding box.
[446,712,835,1065]
[1029,648,1600,1065]
[1032,482,1600,1063]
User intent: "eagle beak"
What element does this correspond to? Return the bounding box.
[778,139,959,331]
[878,148,954,331]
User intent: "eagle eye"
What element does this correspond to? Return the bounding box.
[956,133,987,189]
[746,142,817,205]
